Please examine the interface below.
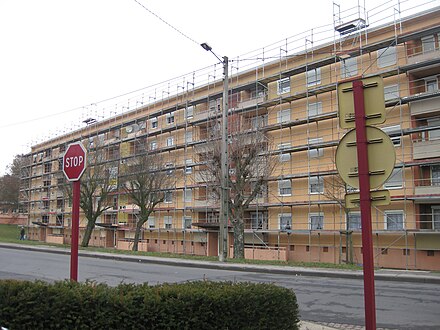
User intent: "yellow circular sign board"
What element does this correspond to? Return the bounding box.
[335,126,396,189]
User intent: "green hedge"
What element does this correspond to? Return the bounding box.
[0,280,299,329]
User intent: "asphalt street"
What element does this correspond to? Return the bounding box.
[1,244,439,329]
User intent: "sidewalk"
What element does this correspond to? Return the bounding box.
[1,242,439,285]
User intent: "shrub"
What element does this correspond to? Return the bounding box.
[0,280,299,329]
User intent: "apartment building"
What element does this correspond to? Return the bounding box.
[20,4,440,270]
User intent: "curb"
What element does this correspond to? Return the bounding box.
[1,243,440,284]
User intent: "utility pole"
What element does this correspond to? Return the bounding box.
[201,43,229,262]
[219,56,229,262]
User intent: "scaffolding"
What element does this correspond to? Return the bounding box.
[20,0,440,270]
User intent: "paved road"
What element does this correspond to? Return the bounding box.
[1,247,439,329]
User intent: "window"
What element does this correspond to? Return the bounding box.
[183,216,192,229]
[309,176,324,194]
[164,191,173,203]
[251,115,267,129]
[148,217,155,229]
[278,179,292,196]
[309,213,324,230]
[185,159,193,174]
[185,131,193,143]
[377,46,397,68]
[277,109,291,123]
[150,140,157,150]
[251,212,267,230]
[44,163,52,173]
[347,212,362,230]
[278,143,291,162]
[307,102,322,117]
[166,136,174,147]
[384,84,399,101]
[183,188,192,203]
[279,213,292,230]
[209,99,219,112]
[427,118,440,140]
[164,215,172,229]
[432,165,440,186]
[151,117,158,129]
[431,206,440,230]
[384,167,403,189]
[186,106,194,119]
[165,163,174,175]
[277,77,290,95]
[425,77,438,93]
[385,211,404,230]
[382,125,401,146]
[308,138,323,158]
[307,68,321,87]
[421,35,435,53]
[166,112,175,125]
[341,57,357,78]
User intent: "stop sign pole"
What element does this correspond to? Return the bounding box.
[62,142,87,282]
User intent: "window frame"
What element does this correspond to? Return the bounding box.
[183,216,192,229]
[164,191,173,203]
[151,117,158,129]
[309,175,324,194]
[164,215,173,229]
[278,143,291,162]
[384,210,404,230]
[166,136,174,147]
[347,212,362,231]
[278,213,292,231]
[309,212,324,230]
[384,167,403,189]
[166,112,175,125]
[278,179,292,196]
[277,108,291,124]
[377,46,397,68]
[277,77,291,95]
[306,68,321,87]
[148,216,155,229]
[384,84,400,101]
[307,102,322,118]
[341,57,358,79]
[308,138,323,158]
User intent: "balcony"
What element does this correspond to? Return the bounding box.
[407,49,440,66]
[410,95,440,116]
[415,183,440,197]
[413,139,440,160]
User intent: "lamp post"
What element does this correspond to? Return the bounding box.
[201,43,229,262]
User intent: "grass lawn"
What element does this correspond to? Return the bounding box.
[0,223,362,270]
[0,224,23,242]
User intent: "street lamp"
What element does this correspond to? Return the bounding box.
[201,42,229,262]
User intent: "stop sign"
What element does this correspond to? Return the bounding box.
[63,142,87,181]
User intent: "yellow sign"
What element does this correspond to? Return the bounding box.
[335,126,396,189]
[345,190,391,209]
[337,76,385,129]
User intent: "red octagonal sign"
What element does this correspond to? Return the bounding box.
[63,142,87,181]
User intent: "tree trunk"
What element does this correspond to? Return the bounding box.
[132,218,145,251]
[233,217,245,259]
[81,218,95,247]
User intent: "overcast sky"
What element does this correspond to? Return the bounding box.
[0,0,435,174]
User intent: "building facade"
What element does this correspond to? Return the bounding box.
[20,5,440,270]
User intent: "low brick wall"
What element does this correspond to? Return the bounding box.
[0,214,27,225]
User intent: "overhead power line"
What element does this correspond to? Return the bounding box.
[132,0,200,46]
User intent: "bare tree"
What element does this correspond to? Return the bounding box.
[202,117,276,259]
[323,174,355,264]
[65,143,117,247]
[120,152,175,251]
